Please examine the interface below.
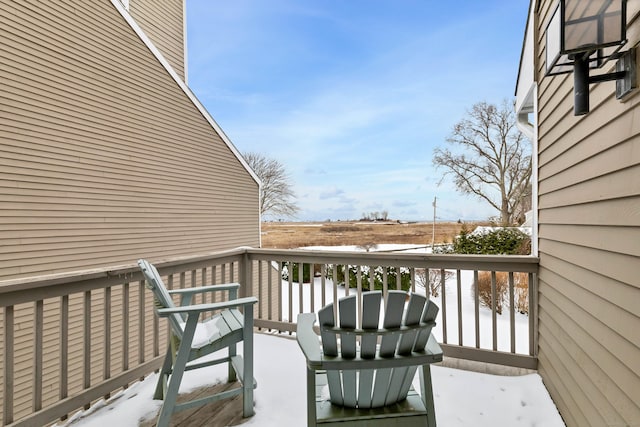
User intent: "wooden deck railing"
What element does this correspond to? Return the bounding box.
[0,247,538,426]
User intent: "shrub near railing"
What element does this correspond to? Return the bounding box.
[332,265,412,291]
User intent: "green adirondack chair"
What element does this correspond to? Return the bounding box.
[138,259,258,427]
[297,290,442,426]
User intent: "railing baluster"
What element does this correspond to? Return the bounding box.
[138,281,145,366]
[456,270,462,346]
[267,261,273,323]
[4,305,14,425]
[288,262,293,324]
[298,263,304,315]
[529,272,536,356]
[34,299,43,412]
[474,271,480,348]
[83,290,91,409]
[368,266,375,292]
[258,261,264,320]
[356,266,362,326]
[396,266,402,290]
[310,263,315,313]
[277,262,283,322]
[509,272,515,354]
[332,264,338,311]
[122,283,129,372]
[201,268,208,303]
[410,267,416,292]
[382,267,388,301]
[344,264,350,296]
[191,270,197,302]
[104,287,111,394]
[60,295,69,402]
[440,269,447,344]
[321,264,327,308]
[491,271,497,351]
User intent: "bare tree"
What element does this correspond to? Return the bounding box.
[243,152,299,218]
[433,100,532,225]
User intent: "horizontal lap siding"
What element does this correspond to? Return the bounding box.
[535,1,640,426]
[0,0,259,281]
[130,0,185,80]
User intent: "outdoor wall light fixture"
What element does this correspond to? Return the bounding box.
[545,0,635,115]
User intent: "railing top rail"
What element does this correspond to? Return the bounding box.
[0,246,538,306]
[246,247,539,271]
[0,247,250,306]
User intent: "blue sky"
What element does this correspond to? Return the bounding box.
[185,0,530,222]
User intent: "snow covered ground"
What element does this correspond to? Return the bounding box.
[57,333,564,427]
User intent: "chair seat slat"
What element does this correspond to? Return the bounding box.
[339,296,357,359]
[378,291,405,357]
[318,304,337,357]
[414,301,439,350]
[398,294,426,355]
[360,292,381,359]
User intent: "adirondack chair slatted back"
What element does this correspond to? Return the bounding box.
[318,290,438,409]
[138,259,184,339]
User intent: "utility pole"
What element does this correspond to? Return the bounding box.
[431,196,437,249]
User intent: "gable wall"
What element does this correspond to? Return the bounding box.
[0,0,260,281]
[534,1,640,426]
[129,0,186,80]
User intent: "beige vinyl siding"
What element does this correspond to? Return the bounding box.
[534,1,640,426]
[0,0,259,281]
[129,0,186,80]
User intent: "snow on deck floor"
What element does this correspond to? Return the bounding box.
[57,332,565,427]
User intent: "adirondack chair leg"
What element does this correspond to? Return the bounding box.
[154,347,173,400]
[419,364,437,427]
[156,316,199,427]
[306,368,317,427]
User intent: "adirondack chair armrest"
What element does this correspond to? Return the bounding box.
[167,283,240,297]
[296,313,323,366]
[156,296,258,317]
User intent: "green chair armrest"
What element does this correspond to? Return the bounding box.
[168,283,240,296]
[296,313,323,366]
[157,296,257,317]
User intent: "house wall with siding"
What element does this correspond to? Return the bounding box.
[534,1,640,426]
[0,1,265,422]
[129,0,186,80]
[0,0,260,281]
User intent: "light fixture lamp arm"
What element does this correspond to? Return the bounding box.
[572,49,635,116]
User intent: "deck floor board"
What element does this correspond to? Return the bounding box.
[139,382,251,427]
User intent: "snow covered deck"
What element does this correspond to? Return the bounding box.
[57,332,565,427]
[1,247,547,426]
